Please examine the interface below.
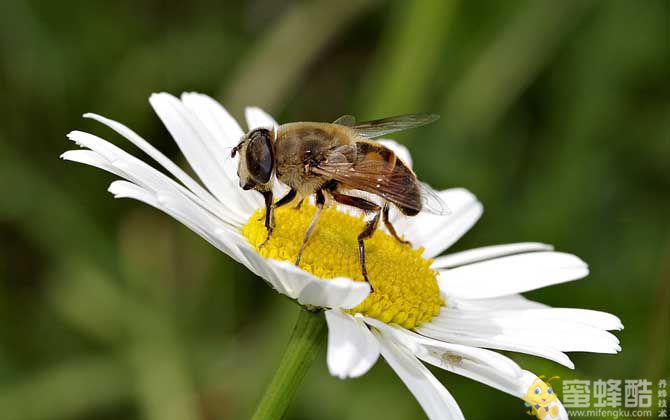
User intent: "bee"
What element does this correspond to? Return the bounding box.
[231,114,447,288]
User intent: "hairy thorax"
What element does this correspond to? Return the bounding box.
[275,122,354,196]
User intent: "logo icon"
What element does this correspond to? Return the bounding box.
[524,376,561,419]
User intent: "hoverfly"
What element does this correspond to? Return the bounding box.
[231,113,447,287]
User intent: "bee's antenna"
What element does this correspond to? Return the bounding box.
[220,146,238,166]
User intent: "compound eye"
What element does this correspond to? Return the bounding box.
[245,129,274,184]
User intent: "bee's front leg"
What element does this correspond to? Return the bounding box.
[259,190,274,248]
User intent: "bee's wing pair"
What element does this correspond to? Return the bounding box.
[327,113,448,215]
[313,150,449,216]
[333,113,440,139]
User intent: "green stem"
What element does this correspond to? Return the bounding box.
[251,307,327,420]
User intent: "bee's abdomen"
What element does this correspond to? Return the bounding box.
[391,161,421,216]
[355,142,422,216]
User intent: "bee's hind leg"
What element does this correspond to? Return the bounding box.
[295,190,325,266]
[382,204,411,246]
[357,210,381,290]
[331,193,381,291]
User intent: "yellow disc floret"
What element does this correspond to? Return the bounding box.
[242,204,443,329]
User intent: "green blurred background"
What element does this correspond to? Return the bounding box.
[0,1,668,419]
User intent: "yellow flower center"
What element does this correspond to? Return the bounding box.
[242,204,444,329]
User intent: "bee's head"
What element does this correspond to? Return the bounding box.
[232,127,275,192]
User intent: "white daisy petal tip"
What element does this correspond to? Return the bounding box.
[325,309,380,379]
[432,242,556,269]
[245,106,278,130]
[59,150,74,160]
[65,130,81,144]
[440,251,591,299]
[107,180,128,197]
[179,91,199,100]
[149,91,171,101]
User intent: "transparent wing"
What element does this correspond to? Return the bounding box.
[352,113,439,138]
[333,115,356,126]
[313,156,448,215]
[417,181,450,215]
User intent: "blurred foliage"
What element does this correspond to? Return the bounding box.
[0,0,668,419]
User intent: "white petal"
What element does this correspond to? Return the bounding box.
[179,92,244,147]
[107,176,368,308]
[528,308,623,331]
[447,295,549,311]
[245,106,278,130]
[362,317,522,380]
[81,112,236,221]
[375,331,465,420]
[61,149,125,178]
[439,252,588,299]
[371,318,570,418]
[295,269,371,309]
[418,302,622,368]
[378,328,526,397]
[236,245,290,295]
[377,139,412,168]
[426,308,621,354]
[417,318,575,369]
[178,93,266,213]
[150,93,259,217]
[64,131,241,226]
[108,181,250,266]
[394,188,482,258]
[432,243,554,269]
[108,179,158,204]
[230,254,370,307]
[325,310,380,379]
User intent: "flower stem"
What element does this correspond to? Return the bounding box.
[251,307,327,420]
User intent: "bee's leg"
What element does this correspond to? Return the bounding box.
[259,190,274,248]
[331,193,380,290]
[260,189,298,248]
[382,204,411,246]
[293,199,304,210]
[357,210,381,289]
[295,190,325,266]
[274,188,297,209]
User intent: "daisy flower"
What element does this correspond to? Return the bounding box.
[62,92,622,420]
